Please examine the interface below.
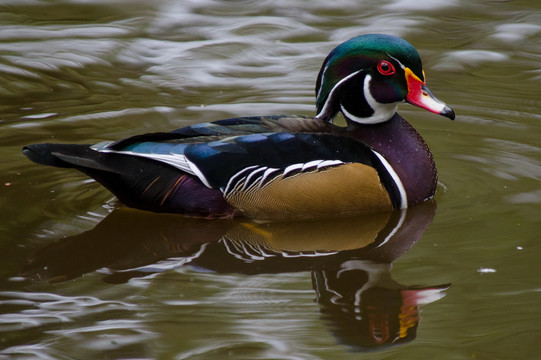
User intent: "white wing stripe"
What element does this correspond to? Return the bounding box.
[242,167,268,190]
[95,148,213,187]
[96,148,347,196]
[224,165,259,194]
[224,159,345,197]
[283,163,304,176]
[97,149,194,173]
[302,160,324,171]
[186,158,212,188]
[260,168,280,186]
[318,160,344,169]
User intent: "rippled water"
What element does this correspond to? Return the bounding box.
[1,0,540,359]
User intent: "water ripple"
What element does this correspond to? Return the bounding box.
[0,291,137,332]
[2,0,541,359]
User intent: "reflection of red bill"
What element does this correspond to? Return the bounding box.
[399,285,450,339]
[405,68,455,120]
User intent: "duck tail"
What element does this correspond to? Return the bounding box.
[23,143,94,169]
[22,143,234,217]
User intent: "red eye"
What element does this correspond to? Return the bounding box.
[377,60,396,76]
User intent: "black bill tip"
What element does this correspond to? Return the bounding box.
[440,105,455,120]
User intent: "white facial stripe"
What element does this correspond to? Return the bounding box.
[341,74,397,125]
[387,54,405,69]
[316,64,330,99]
[372,150,407,209]
[316,69,364,119]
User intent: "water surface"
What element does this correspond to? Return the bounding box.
[1,0,540,359]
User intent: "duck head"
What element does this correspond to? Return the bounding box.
[315,34,455,124]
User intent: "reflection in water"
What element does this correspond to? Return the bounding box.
[313,263,447,350]
[23,201,448,351]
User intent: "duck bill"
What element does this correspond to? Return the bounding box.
[405,68,455,120]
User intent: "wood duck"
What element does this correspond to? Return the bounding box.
[23,34,455,220]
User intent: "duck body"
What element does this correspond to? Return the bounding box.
[24,114,435,219]
[23,34,454,220]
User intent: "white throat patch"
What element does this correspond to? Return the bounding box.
[340,74,397,125]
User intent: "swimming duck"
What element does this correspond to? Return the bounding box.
[23,34,454,220]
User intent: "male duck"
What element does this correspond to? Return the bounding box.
[23,34,454,220]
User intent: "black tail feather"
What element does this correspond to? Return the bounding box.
[23,143,93,169]
[22,142,232,216]
[22,143,184,212]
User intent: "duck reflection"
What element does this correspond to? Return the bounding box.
[313,261,447,350]
[23,201,448,351]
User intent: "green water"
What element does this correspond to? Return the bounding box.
[1,0,540,359]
